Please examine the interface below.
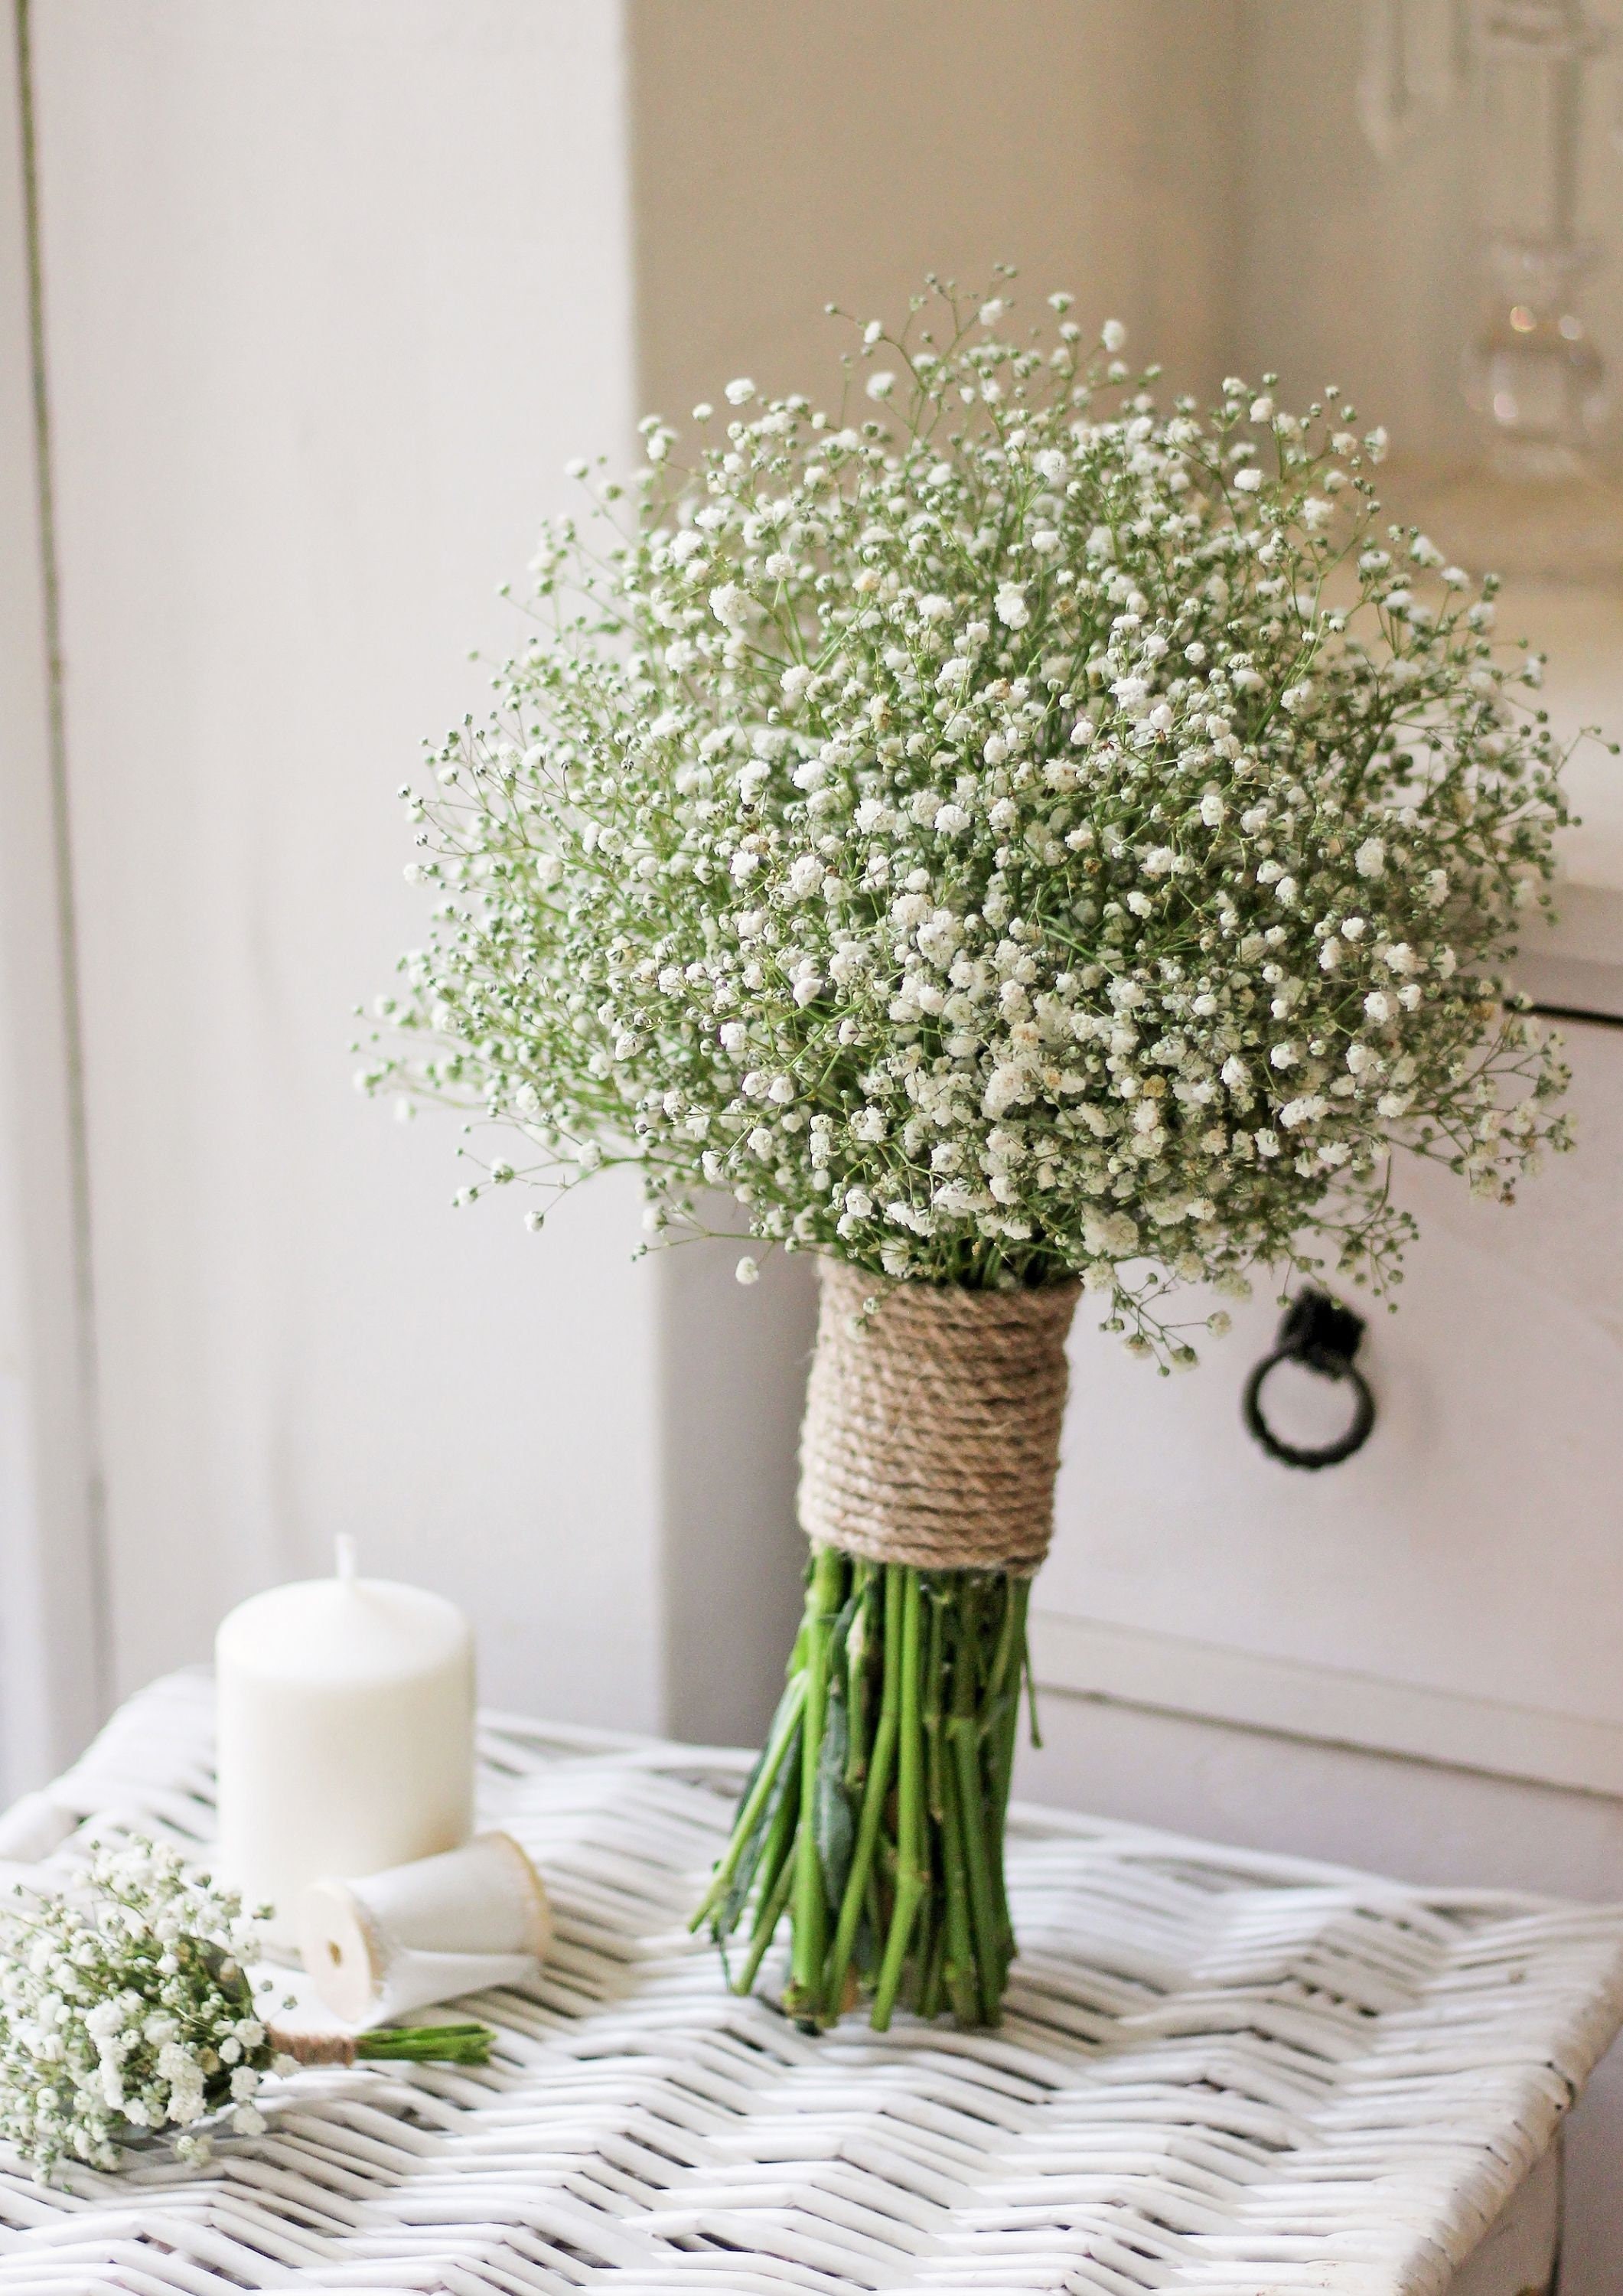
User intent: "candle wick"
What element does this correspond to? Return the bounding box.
[335,1535,358,1583]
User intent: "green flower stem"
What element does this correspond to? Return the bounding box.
[843,1561,878,1795]
[785,1547,846,2017]
[823,1561,903,2019]
[702,1560,1043,2030]
[1021,1584,1044,1753]
[918,1909,947,2020]
[923,1590,946,1833]
[730,1759,800,1993]
[353,2023,493,2066]
[735,1808,800,1997]
[692,1670,807,1931]
[950,1650,1002,2026]
[870,1570,925,2030]
[986,1576,1028,1968]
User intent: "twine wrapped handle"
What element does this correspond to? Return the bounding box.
[270,2026,355,2068]
[798,1261,1080,1576]
[266,2020,493,2067]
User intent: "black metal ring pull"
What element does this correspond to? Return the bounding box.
[1242,1288,1376,1472]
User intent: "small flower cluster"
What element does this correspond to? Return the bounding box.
[363,275,1579,1357]
[0,1838,288,2179]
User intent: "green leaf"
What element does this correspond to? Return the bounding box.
[813,1679,855,1916]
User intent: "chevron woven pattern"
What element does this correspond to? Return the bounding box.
[1,1670,1619,2294]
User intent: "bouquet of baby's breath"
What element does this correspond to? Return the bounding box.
[363,275,1585,2029]
[0,1838,490,2180]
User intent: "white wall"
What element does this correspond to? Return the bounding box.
[0,4,105,1795]
[628,0,1243,421]
[24,0,664,1729]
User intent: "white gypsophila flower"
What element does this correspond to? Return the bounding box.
[364,274,1582,1364]
[0,1837,286,2181]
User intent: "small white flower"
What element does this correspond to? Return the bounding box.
[1101,318,1127,352]
[372,298,1572,1376]
[724,377,755,405]
[735,1256,760,1285]
[709,582,749,630]
[1083,1209,1139,1257]
[865,370,896,401]
[983,1063,1028,1118]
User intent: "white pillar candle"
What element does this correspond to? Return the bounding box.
[214,1539,475,1948]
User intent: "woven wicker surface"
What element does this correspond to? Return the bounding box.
[1,1671,1621,2294]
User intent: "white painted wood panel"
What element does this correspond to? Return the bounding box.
[1040,1013,1623,1753]
[1030,1609,1623,1799]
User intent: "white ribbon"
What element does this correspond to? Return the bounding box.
[296,1830,549,2026]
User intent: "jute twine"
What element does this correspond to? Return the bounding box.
[797,1260,1080,1576]
[270,2025,356,2068]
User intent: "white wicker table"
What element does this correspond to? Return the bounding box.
[1,1672,1621,2296]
